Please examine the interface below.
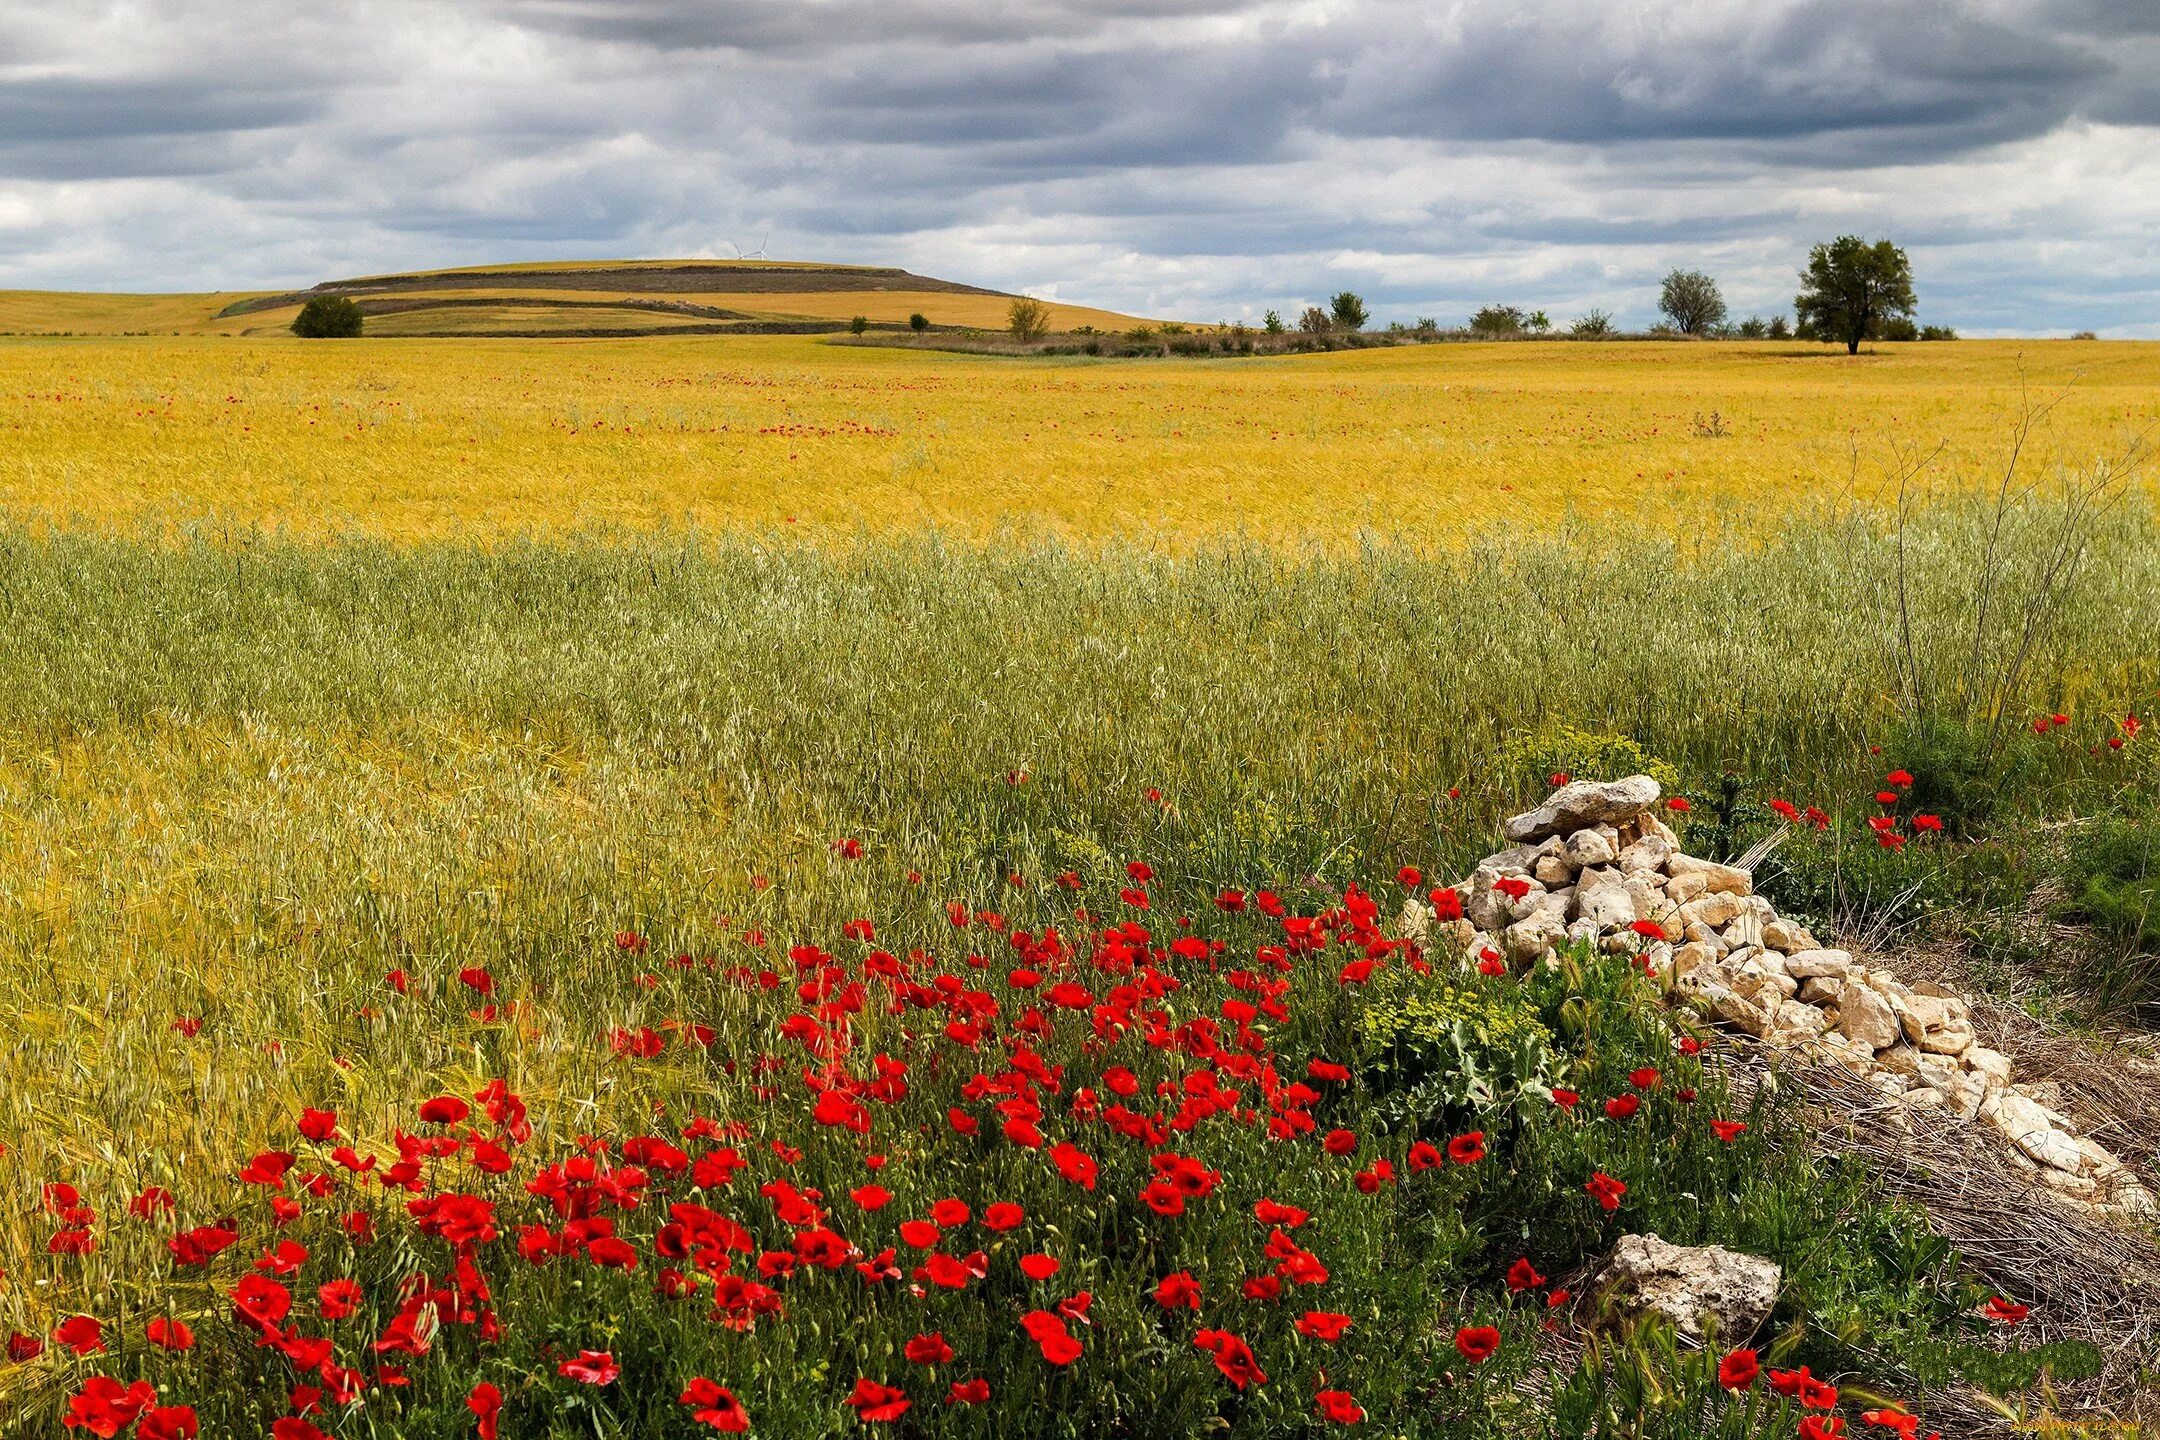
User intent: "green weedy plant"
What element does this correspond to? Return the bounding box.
[1360,963,1557,1122]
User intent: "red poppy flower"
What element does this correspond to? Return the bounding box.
[145,1317,194,1351]
[1506,1257,1545,1292]
[905,1332,955,1365]
[1407,1141,1442,1171]
[1982,1295,2029,1325]
[1297,1310,1352,1340]
[1603,1095,1639,1121]
[1666,797,1691,812]
[270,1421,328,1440]
[1447,1131,1485,1165]
[559,1351,619,1385]
[1397,865,1423,886]
[468,1382,503,1440]
[1585,1172,1626,1211]
[1154,1271,1202,1310]
[53,1315,103,1356]
[845,1380,910,1423]
[1020,1311,1082,1365]
[946,1379,991,1406]
[1799,1417,1847,1440]
[1020,1253,1061,1280]
[419,1095,471,1125]
[1453,1324,1501,1363]
[138,1407,198,1440]
[63,1376,156,1438]
[1193,1329,1267,1389]
[1710,1119,1748,1143]
[1314,1389,1365,1424]
[1718,1348,1759,1389]
[1321,1129,1358,1156]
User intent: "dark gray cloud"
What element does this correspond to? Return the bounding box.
[0,0,2154,333]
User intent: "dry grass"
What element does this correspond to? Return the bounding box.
[0,335,2153,544]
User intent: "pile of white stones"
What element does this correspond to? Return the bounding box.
[1404,775,2152,1215]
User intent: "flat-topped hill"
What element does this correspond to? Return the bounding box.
[0,259,1145,337]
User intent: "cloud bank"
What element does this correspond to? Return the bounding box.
[1,0,2155,333]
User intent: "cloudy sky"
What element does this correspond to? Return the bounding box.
[3,0,2156,333]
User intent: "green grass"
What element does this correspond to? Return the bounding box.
[1,501,2154,1434]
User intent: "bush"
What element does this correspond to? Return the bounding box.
[1297,306,1333,334]
[1570,309,1614,338]
[1918,325,1957,341]
[1493,724,1681,801]
[1469,305,1525,338]
[291,295,363,338]
[1360,965,1557,1122]
[1330,291,1368,332]
[849,315,870,335]
[1007,297,1052,342]
[909,312,929,332]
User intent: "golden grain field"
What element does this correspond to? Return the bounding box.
[0,334,2152,545]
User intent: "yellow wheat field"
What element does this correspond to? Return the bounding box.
[0,334,2154,546]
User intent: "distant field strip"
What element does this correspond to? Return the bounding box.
[0,335,2149,545]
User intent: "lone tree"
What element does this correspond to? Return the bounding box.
[291,295,363,339]
[1007,296,1051,343]
[1657,270,1726,335]
[1794,236,1916,355]
[1329,291,1368,332]
[908,312,929,332]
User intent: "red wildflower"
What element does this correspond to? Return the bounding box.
[946,1379,991,1405]
[1718,1348,1759,1389]
[1447,1131,1485,1165]
[559,1351,619,1385]
[145,1317,194,1351]
[1314,1389,1365,1424]
[53,1315,104,1356]
[468,1382,503,1440]
[845,1380,910,1423]
[1297,1310,1352,1340]
[1193,1329,1267,1389]
[138,1408,198,1440]
[1454,1324,1501,1363]
[905,1332,955,1365]
[1020,1253,1062,1280]
[62,1376,156,1437]
[1710,1119,1748,1142]
[1603,1094,1639,1121]
[1585,1172,1626,1211]
[1505,1257,1545,1292]
[1982,1295,2029,1325]
[1396,865,1422,886]
[1155,1271,1203,1309]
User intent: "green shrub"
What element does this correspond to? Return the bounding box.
[1881,715,2041,837]
[291,295,363,338]
[1360,967,1557,1122]
[908,312,928,331]
[1493,724,1681,798]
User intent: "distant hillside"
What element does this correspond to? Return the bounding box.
[0,260,1147,338]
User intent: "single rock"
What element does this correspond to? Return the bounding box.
[1962,1046,2013,1086]
[1503,776,1663,842]
[1761,917,1819,953]
[1892,991,1975,1057]
[1591,1233,1780,1345]
[1989,1091,2086,1173]
[1838,983,1901,1051]
[1665,871,1711,904]
[1797,976,1843,1007]
[1682,892,1747,929]
[1565,828,1617,868]
[1617,835,1674,874]
[1706,985,1769,1037]
[1783,948,1851,979]
[1535,853,1575,887]
[1665,853,1753,897]
[1577,883,1638,930]
[1504,910,1569,963]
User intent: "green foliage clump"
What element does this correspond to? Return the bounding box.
[1882,715,2041,837]
[1360,969,1556,1120]
[291,295,363,338]
[1495,724,1681,797]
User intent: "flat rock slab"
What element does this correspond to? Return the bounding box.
[1591,1232,1781,1345]
[1503,776,1662,842]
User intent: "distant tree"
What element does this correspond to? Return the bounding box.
[849,315,870,335]
[1262,309,1285,334]
[1007,297,1052,343]
[1413,316,1439,334]
[292,296,363,339]
[1876,315,1920,342]
[1793,236,1916,355]
[1919,325,1958,341]
[1297,306,1333,334]
[1468,304,1525,337]
[1737,315,1768,339]
[1525,310,1552,334]
[908,312,928,332]
[1569,309,1615,338]
[1329,291,1368,331]
[1658,269,1727,335]
[1766,314,1792,339]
